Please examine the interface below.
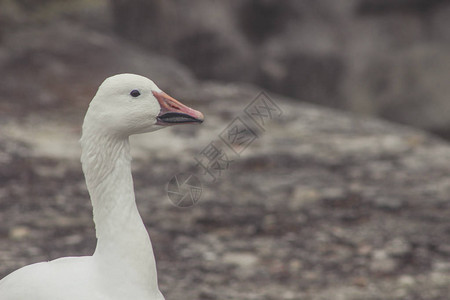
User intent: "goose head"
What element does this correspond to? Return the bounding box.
[83,73,204,137]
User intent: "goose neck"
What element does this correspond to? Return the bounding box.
[80,130,159,289]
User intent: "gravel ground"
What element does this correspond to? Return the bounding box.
[1,81,450,299]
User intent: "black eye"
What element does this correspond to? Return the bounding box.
[130,90,141,97]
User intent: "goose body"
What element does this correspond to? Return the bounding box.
[0,74,204,300]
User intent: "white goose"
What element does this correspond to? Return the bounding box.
[0,74,204,300]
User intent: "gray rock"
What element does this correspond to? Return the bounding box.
[374,197,404,211]
[107,0,450,138]
[370,250,398,274]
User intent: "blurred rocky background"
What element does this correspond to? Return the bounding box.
[1,0,450,135]
[1,0,450,299]
[109,0,450,137]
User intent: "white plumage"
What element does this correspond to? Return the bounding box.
[0,74,204,300]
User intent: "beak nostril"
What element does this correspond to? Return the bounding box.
[163,98,180,110]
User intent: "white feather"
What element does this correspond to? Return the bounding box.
[0,74,181,300]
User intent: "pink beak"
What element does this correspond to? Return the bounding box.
[153,91,204,125]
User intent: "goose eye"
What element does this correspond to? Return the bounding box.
[130,90,141,97]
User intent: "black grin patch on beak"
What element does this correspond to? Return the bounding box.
[157,112,203,124]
